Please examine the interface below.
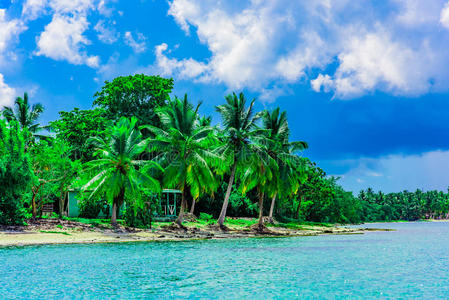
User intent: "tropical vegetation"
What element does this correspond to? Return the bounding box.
[1,74,448,229]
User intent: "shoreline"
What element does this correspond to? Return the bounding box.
[0,219,391,248]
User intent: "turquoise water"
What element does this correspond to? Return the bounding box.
[1,222,449,299]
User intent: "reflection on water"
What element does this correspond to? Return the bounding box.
[1,222,449,299]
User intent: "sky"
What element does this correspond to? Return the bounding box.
[2,0,449,194]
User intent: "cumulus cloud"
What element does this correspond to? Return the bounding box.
[318,30,432,98]
[33,0,100,67]
[395,0,443,27]
[167,0,198,33]
[124,31,146,53]
[163,0,449,99]
[36,13,99,67]
[155,43,207,79]
[0,9,26,60]
[441,1,449,29]
[311,74,333,93]
[22,0,48,20]
[0,74,16,107]
[48,0,94,14]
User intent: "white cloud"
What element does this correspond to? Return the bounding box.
[0,9,26,54]
[124,31,146,53]
[395,0,444,27]
[167,0,198,33]
[48,0,94,14]
[36,13,99,67]
[441,1,449,29]
[155,43,207,79]
[311,74,333,93]
[33,0,101,67]
[98,0,114,16]
[164,1,293,90]
[22,0,48,20]
[0,74,16,107]
[94,20,119,44]
[326,30,430,98]
[163,0,449,99]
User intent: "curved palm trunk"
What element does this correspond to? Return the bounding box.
[111,189,124,226]
[268,192,277,221]
[111,202,118,226]
[190,198,196,215]
[176,188,187,226]
[217,160,237,227]
[258,190,265,231]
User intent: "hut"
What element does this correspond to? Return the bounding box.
[66,189,182,219]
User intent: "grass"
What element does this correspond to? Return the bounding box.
[40,215,337,232]
[224,218,257,227]
[62,217,124,229]
[39,230,71,235]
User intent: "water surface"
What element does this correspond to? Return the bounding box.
[1,222,449,299]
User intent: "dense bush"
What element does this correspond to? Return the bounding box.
[78,193,108,219]
[124,205,152,228]
[0,121,33,225]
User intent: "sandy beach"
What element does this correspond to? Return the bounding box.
[0,218,388,247]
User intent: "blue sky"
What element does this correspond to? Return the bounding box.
[2,0,449,193]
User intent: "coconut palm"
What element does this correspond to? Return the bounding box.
[261,108,308,221]
[239,136,278,231]
[215,92,262,228]
[143,95,221,226]
[1,92,47,142]
[83,117,161,226]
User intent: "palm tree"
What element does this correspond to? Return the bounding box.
[261,108,308,221]
[143,95,221,226]
[239,136,278,231]
[83,117,161,226]
[1,92,47,142]
[215,92,262,228]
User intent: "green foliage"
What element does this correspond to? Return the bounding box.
[144,95,221,223]
[1,92,47,143]
[357,188,449,222]
[78,193,108,219]
[29,139,80,216]
[0,120,33,225]
[9,78,441,228]
[228,188,258,216]
[198,212,213,221]
[93,74,173,128]
[50,107,109,161]
[83,116,161,224]
[124,205,152,228]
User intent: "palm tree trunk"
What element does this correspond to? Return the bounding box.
[190,198,196,215]
[111,189,124,226]
[296,195,303,219]
[31,183,43,219]
[58,186,65,217]
[176,188,187,226]
[32,192,37,219]
[258,190,265,231]
[217,160,237,227]
[268,192,277,221]
[111,201,118,226]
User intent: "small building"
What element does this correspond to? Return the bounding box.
[157,189,182,220]
[66,189,182,219]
